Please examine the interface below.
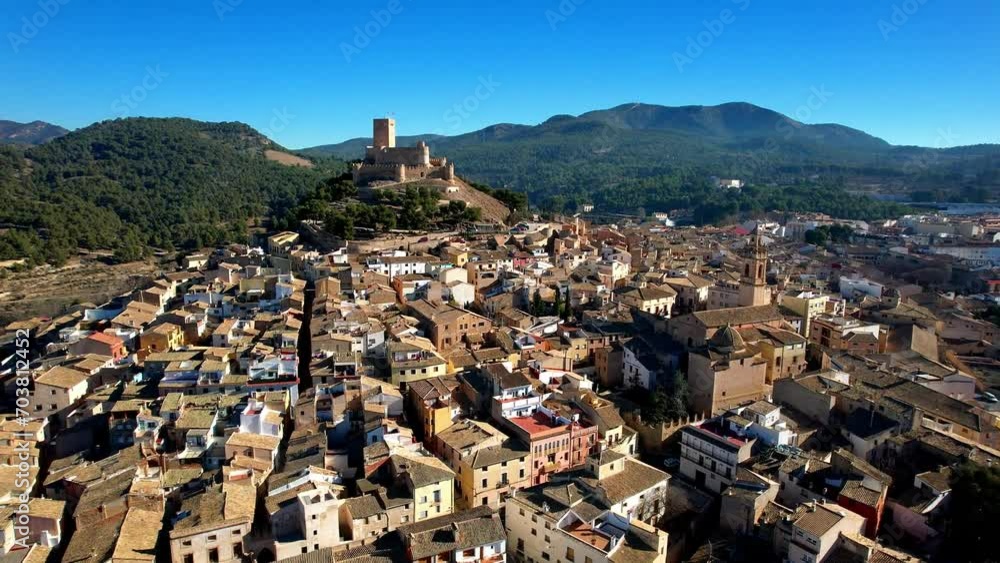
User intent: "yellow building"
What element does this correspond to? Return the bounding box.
[436,419,532,509]
[141,322,184,356]
[739,326,808,383]
[779,290,831,337]
[408,377,462,442]
[391,451,455,522]
[441,247,469,267]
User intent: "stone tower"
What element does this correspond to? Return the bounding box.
[738,231,770,307]
[373,118,396,149]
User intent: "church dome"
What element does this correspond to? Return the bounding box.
[709,324,745,353]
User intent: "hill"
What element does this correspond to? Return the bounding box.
[0,118,345,266]
[301,102,1000,214]
[0,119,69,145]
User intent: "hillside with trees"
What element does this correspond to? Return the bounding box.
[0,118,345,266]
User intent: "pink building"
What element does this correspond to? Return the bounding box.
[506,407,598,485]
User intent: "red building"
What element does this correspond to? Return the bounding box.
[837,480,887,538]
[70,332,127,361]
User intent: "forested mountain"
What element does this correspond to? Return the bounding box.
[303,102,1000,214]
[0,118,343,265]
[0,120,69,145]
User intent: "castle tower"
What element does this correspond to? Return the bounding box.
[738,231,770,307]
[373,118,396,148]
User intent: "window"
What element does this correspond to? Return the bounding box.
[207,535,217,542]
[181,541,192,547]
[183,555,194,563]
[208,548,219,563]
[233,543,243,558]
[566,547,575,562]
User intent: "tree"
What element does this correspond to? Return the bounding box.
[531,290,545,317]
[804,228,829,246]
[945,462,1000,562]
[640,387,673,425]
[666,371,689,419]
[113,228,147,264]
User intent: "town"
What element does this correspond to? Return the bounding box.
[1,119,999,563]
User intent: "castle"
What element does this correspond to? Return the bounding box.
[352,118,456,186]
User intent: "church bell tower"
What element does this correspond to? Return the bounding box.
[738,231,770,307]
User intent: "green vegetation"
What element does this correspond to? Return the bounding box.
[279,174,483,239]
[945,462,1000,562]
[0,118,344,266]
[629,371,690,424]
[804,223,854,246]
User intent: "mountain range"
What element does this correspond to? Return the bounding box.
[0,120,69,145]
[302,102,1000,208]
[1,102,997,267]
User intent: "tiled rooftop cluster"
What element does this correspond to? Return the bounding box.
[2,201,999,563]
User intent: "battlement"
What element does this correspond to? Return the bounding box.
[353,118,455,186]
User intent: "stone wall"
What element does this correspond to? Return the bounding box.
[621,411,706,455]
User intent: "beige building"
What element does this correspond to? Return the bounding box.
[688,326,769,415]
[387,341,448,390]
[616,285,677,318]
[33,366,90,424]
[169,482,256,563]
[777,502,866,563]
[810,315,885,355]
[505,453,669,563]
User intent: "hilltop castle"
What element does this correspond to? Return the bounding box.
[351,118,455,186]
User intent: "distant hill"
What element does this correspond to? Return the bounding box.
[0,119,69,145]
[301,102,1000,213]
[0,117,344,265]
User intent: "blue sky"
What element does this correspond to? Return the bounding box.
[1,0,997,149]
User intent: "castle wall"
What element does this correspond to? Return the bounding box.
[366,145,430,167]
